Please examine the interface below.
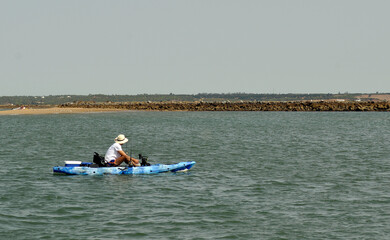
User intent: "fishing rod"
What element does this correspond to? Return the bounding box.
[126,134,151,166]
[129,137,132,160]
[125,137,132,160]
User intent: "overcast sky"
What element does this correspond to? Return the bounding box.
[1,0,389,96]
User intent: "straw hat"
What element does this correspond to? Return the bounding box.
[115,134,128,144]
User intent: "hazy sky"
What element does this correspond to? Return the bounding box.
[1,0,389,96]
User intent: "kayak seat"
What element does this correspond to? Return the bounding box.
[93,152,107,167]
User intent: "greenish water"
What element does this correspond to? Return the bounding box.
[0,112,389,239]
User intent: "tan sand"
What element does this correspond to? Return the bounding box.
[357,94,390,101]
[0,107,126,115]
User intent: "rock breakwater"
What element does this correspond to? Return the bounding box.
[59,101,390,111]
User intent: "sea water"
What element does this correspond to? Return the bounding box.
[0,111,389,239]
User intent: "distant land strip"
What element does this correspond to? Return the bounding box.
[1,93,390,112]
[57,101,390,111]
[1,93,390,106]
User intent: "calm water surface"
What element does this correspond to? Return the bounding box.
[0,111,389,239]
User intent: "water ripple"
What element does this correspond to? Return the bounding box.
[1,112,390,239]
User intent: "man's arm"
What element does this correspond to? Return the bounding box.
[118,150,139,164]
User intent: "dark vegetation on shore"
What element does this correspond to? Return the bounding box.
[1,93,390,111]
[57,101,390,112]
[0,93,388,105]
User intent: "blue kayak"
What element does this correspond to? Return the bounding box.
[53,161,196,175]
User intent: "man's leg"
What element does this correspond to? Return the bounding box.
[129,157,141,167]
[114,156,129,166]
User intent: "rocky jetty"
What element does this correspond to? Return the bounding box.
[59,101,390,111]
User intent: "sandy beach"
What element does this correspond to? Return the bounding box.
[0,107,126,115]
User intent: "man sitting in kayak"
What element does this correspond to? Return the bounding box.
[105,134,140,167]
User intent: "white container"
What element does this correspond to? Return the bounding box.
[64,161,82,166]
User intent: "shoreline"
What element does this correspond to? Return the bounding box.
[0,107,127,115]
[60,101,390,112]
[1,101,390,115]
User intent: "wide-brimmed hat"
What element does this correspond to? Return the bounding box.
[115,134,128,144]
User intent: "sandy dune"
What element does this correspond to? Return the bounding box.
[0,107,126,115]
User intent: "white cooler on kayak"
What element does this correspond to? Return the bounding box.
[64,161,82,167]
